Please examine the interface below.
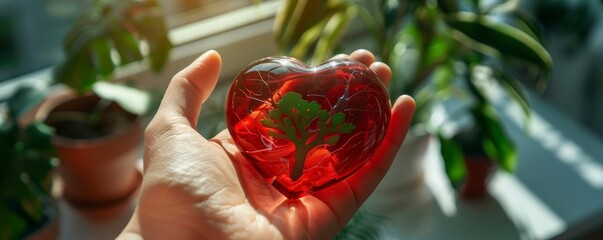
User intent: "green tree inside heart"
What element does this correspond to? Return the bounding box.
[260,92,356,181]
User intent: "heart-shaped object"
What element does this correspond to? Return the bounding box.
[226,57,391,199]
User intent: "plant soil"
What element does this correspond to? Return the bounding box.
[44,95,137,140]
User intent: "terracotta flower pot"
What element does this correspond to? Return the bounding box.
[459,156,496,200]
[36,90,142,207]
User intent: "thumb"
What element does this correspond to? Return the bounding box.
[155,50,222,127]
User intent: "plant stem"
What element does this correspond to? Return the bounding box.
[89,98,112,126]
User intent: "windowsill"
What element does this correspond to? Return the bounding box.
[0,0,281,101]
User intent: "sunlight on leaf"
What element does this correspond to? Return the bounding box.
[447,12,552,72]
[472,106,517,172]
[92,82,150,115]
[493,68,532,121]
[439,134,467,187]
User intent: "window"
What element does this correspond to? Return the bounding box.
[160,0,255,28]
[0,0,257,83]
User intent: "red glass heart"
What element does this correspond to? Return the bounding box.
[226,57,391,199]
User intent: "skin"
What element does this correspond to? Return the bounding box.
[116,49,415,240]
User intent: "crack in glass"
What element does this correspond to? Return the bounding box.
[226,57,391,199]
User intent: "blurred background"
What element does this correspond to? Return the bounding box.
[0,0,255,82]
[1,0,603,239]
[1,0,602,138]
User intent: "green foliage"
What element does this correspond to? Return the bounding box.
[492,68,531,121]
[260,92,355,180]
[274,0,356,65]
[92,81,150,115]
[48,0,172,141]
[1,87,57,239]
[54,0,172,94]
[273,0,551,186]
[438,134,466,188]
[471,105,517,172]
[446,12,552,72]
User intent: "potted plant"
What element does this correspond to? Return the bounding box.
[439,104,512,199]
[272,0,551,197]
[36,0,172,207]
[1,86,58,239]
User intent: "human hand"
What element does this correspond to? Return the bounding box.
[117,50,415,239]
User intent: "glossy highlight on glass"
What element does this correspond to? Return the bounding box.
[226,57,391,199]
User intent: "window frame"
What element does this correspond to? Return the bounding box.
[0,0,282,100]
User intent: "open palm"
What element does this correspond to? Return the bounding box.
[118,50,415,239]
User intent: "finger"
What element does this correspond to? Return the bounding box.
[347,49,390,85]
[155,50,222,127]
[333,50,390,85]
[349,95,416,202]
[349,49,375,67]
[312,95,416,221]
[370,62,391,86]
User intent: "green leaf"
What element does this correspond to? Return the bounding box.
[437,0,459,14]
[92,81,150,115]
[23,122,55,154]
[273,0,298,50]
[131,15,172,72]
[274,0,331,53]
[288,12,332,60]
[492,68,531,120]
[483,0,521,14]
[324,135,340,145]
[447,12,552,72]
[148,32,172,72]
[330,113,355,133]
[472,106,517,172]
[510,11,543,42]
[17,122,56,194]
[330,113,345,129]
[438,134,467,187]
[57,0,172,93]
[466,66,488,104]
[0,121,55,238]
[337,123,355,133]
[0,205,28,240]
[89,38,115,79]
[259,118,277,128]
[6,177,48,230]
[468,0,480,8]
[275,0,352,62]
[54,51,97,94]
[62,10,95,52]
[312,6,355,64]
[433,63,455,92]
[278,92,306,121]
[110,29,143,65]
[0,121,19,166]
[424,35,453,69]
